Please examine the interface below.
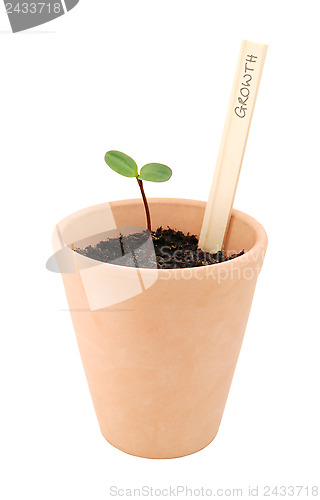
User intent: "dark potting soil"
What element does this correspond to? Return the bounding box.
[74,227,244,269]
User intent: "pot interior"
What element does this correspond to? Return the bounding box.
[60,198,258,256]
[111,199,258,256]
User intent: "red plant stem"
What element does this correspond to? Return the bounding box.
[136,178,151,233]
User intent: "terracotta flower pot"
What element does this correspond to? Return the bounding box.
[53,198,268,459]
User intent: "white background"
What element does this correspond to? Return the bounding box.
[1,1,319,498]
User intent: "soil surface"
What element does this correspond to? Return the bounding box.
[75,227,244,269]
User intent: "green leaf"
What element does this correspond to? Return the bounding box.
[138,163,172,182]
[105,151,138,178]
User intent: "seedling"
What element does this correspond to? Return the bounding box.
[105,150,172,233]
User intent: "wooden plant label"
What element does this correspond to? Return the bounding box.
[199,40,268,253]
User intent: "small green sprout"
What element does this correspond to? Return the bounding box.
[105,150,172,233]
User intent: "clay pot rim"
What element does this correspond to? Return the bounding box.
[63,197,268,274]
